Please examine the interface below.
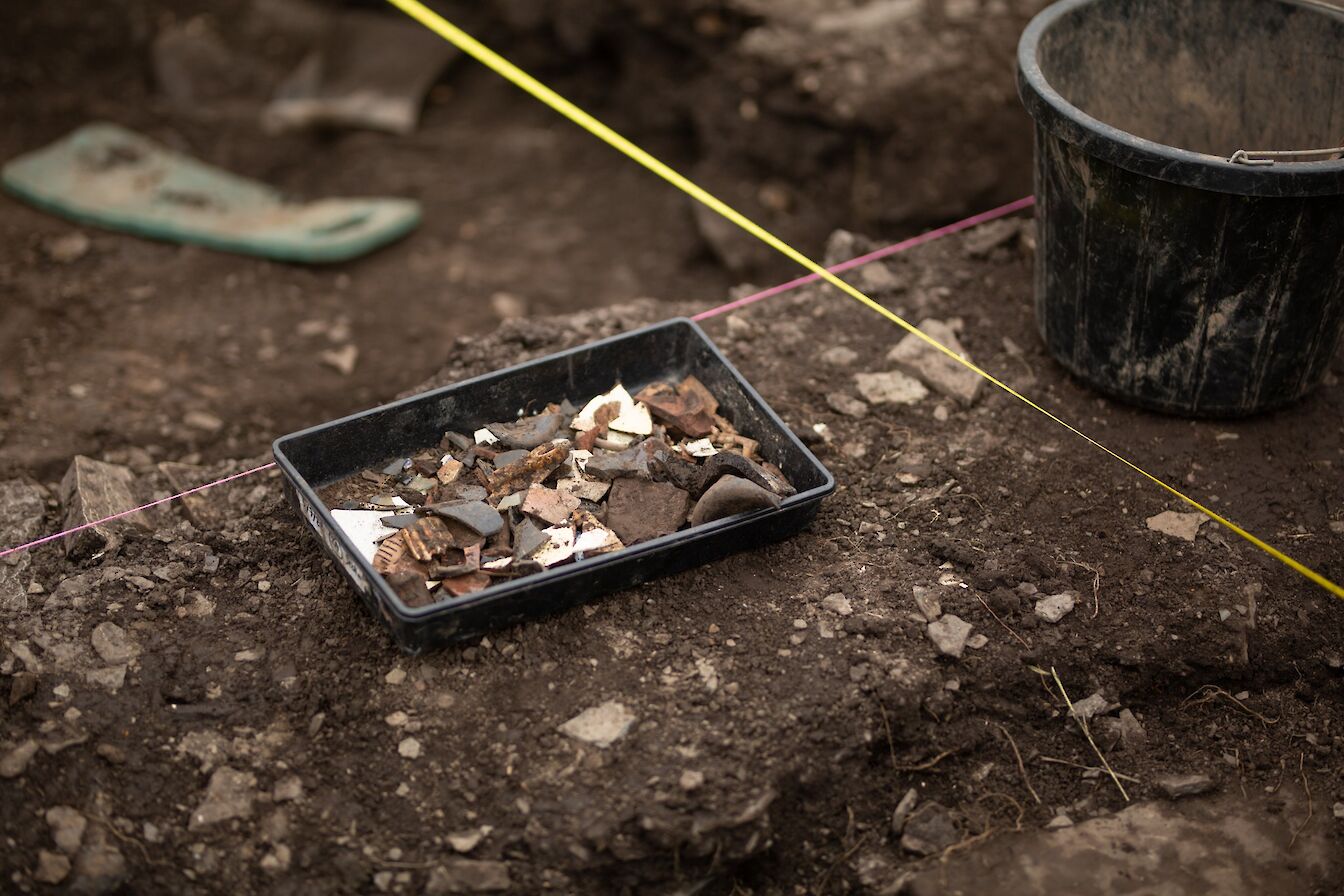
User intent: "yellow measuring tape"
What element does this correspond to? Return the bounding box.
[386,0,1343,600]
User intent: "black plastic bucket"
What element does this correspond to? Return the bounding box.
[1017,0,1344,416]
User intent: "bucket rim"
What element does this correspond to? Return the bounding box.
[1016,0,1344,198]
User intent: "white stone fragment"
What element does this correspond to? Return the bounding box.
[474,428,500,446]
[1145,510,1207,542]
[330,510,399,563]
[558,701,636,747]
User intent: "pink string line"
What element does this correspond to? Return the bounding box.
[0,462,277,560]
[0,196,1034,559]
[692,195,1035,321]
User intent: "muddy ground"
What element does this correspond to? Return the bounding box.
[3,1,1344,895]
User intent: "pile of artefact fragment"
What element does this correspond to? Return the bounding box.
[323,377,796,607]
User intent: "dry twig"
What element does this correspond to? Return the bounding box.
[1038,755,1141,784]
[1289,752,1313,850]
[975,592,1031,649]
[995,723,1041,804]
[1049,667,1130,801]
[1063,559,1102,618]
[1181,685,1280,727]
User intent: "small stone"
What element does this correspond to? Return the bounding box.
[966,633,989,650]
[912,585,941,621]
[1069,693,1115,722]
[320,344,359,376]
[825,392,869,418]
[1145,510,1207,542]
[71,826,126,894]
[189,767,258,830]
[488,413,564,450]
[260,844,292,873]
[425,859,512,894]
[854,371,929,406]
[398,737,422,759]
[44,231,91,263]
[47,806,88,854]
[85,666,127,692]
[679,770,705,792]
[689,476,780,527]
[888,319,983,406]
[385,667,407,685]
[927,614,973,658]
[1034,591,1077,623]
[1045,813,1074,830]
[1332,802,1344,820]
[606,478,690,544]
[272,776,303,802]
[59,456,146,560]
[820,346,859,367]
[447,828,487,853]
[900,802,959,855]
[233,648,265,663]
[820,592,853,616]
[34,849,71,884]
[1156,774,1216,799]
[0,739,39,778]
[558,701,636,748]
[890,788,919,834]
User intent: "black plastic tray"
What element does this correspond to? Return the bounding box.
[273,318,835,652]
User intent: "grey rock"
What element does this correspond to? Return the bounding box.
[821,592,853,616]
[1045,814,1074,830]
[59,456,145,560]
[912,585,942,621]
[926,614,973,658]
[69,826,126,896]
[826,391,869,418]
[854,370,928,406]
[689,476,780,527]
[1035,591,1077,623]
[1117,709,1147,749]
[47,806,88,854]
[428,500,503,537]
[901,802,959,855]
[887,318,983,406]
[1069,693,1116,722]
[819,346,859,367]
[84,665,127,692]
[0,479,47,613]
[489,413,565,449]
[90,622,137,665]
[0,739,39,778]
[558,701,636,748]
[1156,774,1216,800]
[425,859,512,893]
[34,849,71,884]
[189,767,258,829]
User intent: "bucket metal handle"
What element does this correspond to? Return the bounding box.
[1229,145,1344,166]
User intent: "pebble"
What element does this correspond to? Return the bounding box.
[448,827,489,853]
[1034,591,1077,623]
[46,806,87,854]
[60,456,145,559]
[425,860,512,894]
[927,614,973,658]
[272,776,303,803]
[679,770,705,792]
[398,737,422,759]
[888,319,983,406]
[1332,802,1344,820]
[1069,693,1115,722]
[1145,510,1207,542]
[900,802,960,855]
[558,701,636,748]
[825,392,869,418]
[966,633,989,650]
[819,346,859,367]
[71,826,126,894]
[385,667,407,685]
[854,371,928,406]
[385,711,410,727]
[34,849,71,884]
[189,767,258,830]
[1045,813,1074,830]
[820,593,853,616]
[0,739,39,778]
[912,585,942,622]
[890,788,919,834]
[89,623,136,666]
[43,230,91,263]
[233,648,265,663]
[85,665,127,692]
[1156,773,1217,799]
